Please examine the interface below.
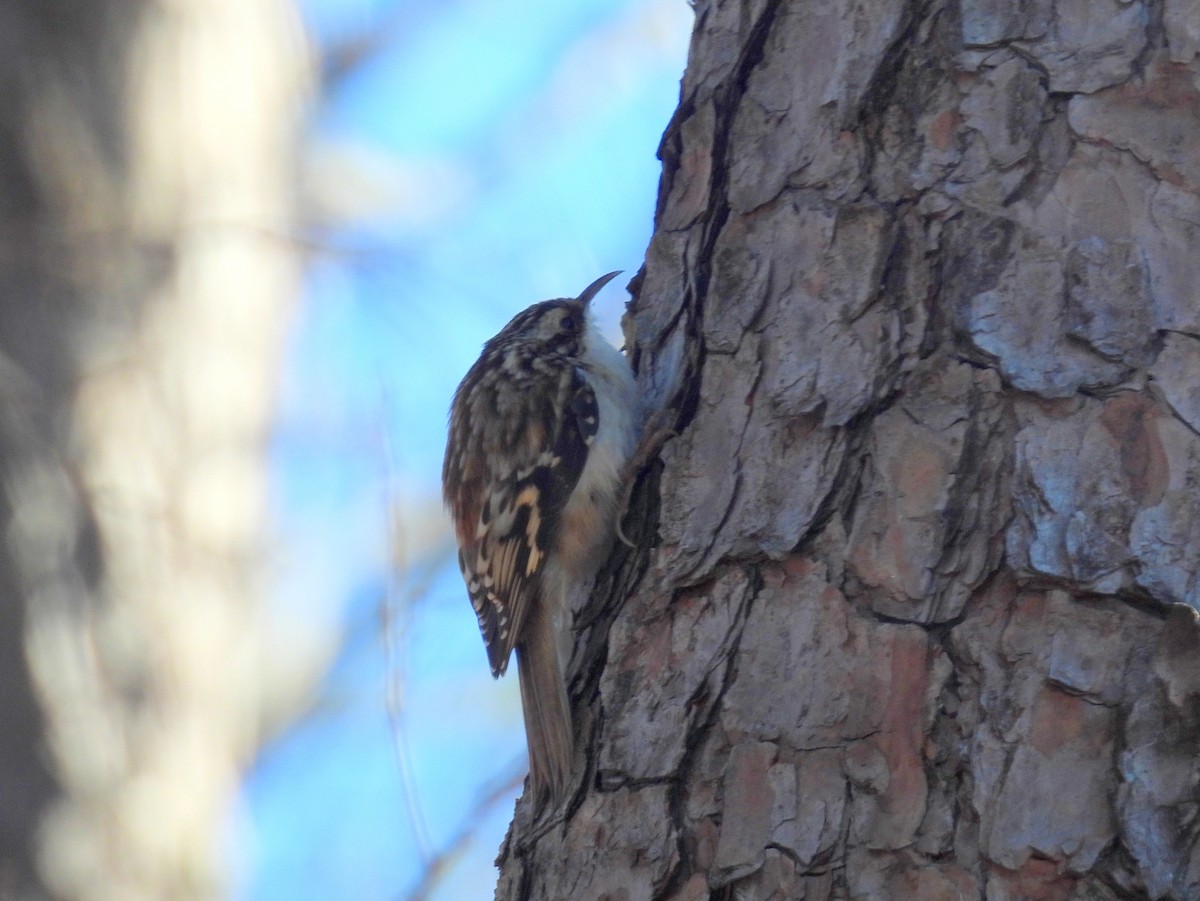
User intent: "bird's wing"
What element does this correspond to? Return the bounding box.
[456,367,597,676]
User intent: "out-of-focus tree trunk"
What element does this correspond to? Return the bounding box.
[0,2,305,898]
[497,1,1200,898]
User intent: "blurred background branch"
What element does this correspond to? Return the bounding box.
[0,1,308,898]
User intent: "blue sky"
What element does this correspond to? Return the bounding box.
[235,2,692,897]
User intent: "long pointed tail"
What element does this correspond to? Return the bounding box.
[516,603,573,808]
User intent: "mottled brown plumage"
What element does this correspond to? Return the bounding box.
[443,272,639,807]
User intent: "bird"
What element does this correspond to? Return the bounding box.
[442,271,639,808]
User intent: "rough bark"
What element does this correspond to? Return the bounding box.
[496,1,1200,899]
[0,3,304,898]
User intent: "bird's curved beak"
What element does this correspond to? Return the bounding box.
[577,270,622,307]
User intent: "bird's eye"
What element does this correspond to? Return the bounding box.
[560,313,575,331]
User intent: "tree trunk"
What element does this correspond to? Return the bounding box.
[496,1,1200,899]
[0,3,304,898]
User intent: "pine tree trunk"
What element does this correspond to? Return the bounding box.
[496,1,1200,898]
[0,3,304,898]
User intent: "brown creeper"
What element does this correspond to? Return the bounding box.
[442,271,639,807]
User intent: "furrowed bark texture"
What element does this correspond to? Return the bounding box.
[496,1,1200,899]
[0,2,304,898]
